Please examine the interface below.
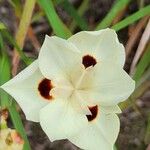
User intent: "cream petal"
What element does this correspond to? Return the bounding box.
[68,30,105,54]
[69,110,119,150]
[68,28,125,67]
[101,105,122,114]
[50,78,73,99]
[78,61,135,106]
[70,92,92,115]
[96,112,120,145]
[1,60,50,122]
[39,35,81,80]
[39,99,88,142]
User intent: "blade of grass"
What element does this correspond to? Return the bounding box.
[0,22,6,30]
[9,0,22,18]
[61,0,88,30]
[133,44,150,82]
[1,29,33,65]
[0,34,11,107]
[130,18,150,74]
[0,34,31,150]
[70,0,89,31]
[96,0,132,30]
[111,5,150,31]
[12,0,36,75]
[8,100,31,150]
[14,0,36,49]
[53,0,64,5]
[32,11,44,23]
[38,0,72,38]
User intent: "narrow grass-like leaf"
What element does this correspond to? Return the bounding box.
[61,0,88,30]
[133,44,150,82]
[70,0,89,31]
[0,22,6,30]
[0,34,31,150]
[53,0,64,5]
[38,0,72,39]
[8,100,31,150]
[114,145,118,150]
[112,5,150,31]
[9,0,22,18]
[0,33,11,107]
[32,11,44,23]
[15,0,36,49]
[96,0,132,30]
[1,29,33,65]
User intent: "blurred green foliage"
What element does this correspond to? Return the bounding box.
[0,0,150,150]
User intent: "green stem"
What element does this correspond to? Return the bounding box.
[62,0,88,30]
[96,0,132,30]
[38,0,72,39]
[112,5,150,31]
[133,44,150,82]
[0,33,31,150]
[69,0,89,31]
[1,29,33,65]
[8,101,31,150]
[15,0,36,49]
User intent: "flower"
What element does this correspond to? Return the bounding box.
[1,28,135,150]
[0,108,24,150]
[0,128,24,150]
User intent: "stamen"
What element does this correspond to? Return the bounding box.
[82,55,97,68]
[86,105,98,122]
[38,78,53,100]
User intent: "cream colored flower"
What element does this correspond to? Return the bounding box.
[1,28,135,150]
[0,128,24,150]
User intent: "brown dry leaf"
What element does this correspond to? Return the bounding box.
[125,16,149,57]
[130,17,150,75]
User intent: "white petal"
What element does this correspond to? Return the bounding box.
[39,99,88,142]
[78,61,135,106]
[71,92,92,115]
[39,35,81,80]
[1,60,49,122]
[69,113,119,150]
[101,105,122,114]
[50,78,73,99]
[96,113,120,145]
[68,28,125,67]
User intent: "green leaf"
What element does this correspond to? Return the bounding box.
[0,33,31,150]
[70,0,89,32]
[8,100,31,150]
[61,0,88,30]
[112,5,150,31]
[0,22,6,30]
[1,29,33,65]
[38,0,72,39]
[9,0,22,18]
[0,33,11,107]
[96,0,132,30]
[133,44,150,82]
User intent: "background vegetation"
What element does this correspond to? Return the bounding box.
[0,0,150,150]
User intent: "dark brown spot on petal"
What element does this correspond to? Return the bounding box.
[82,55,97,68]
[38,78,53,100]
[86,105,98,122]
